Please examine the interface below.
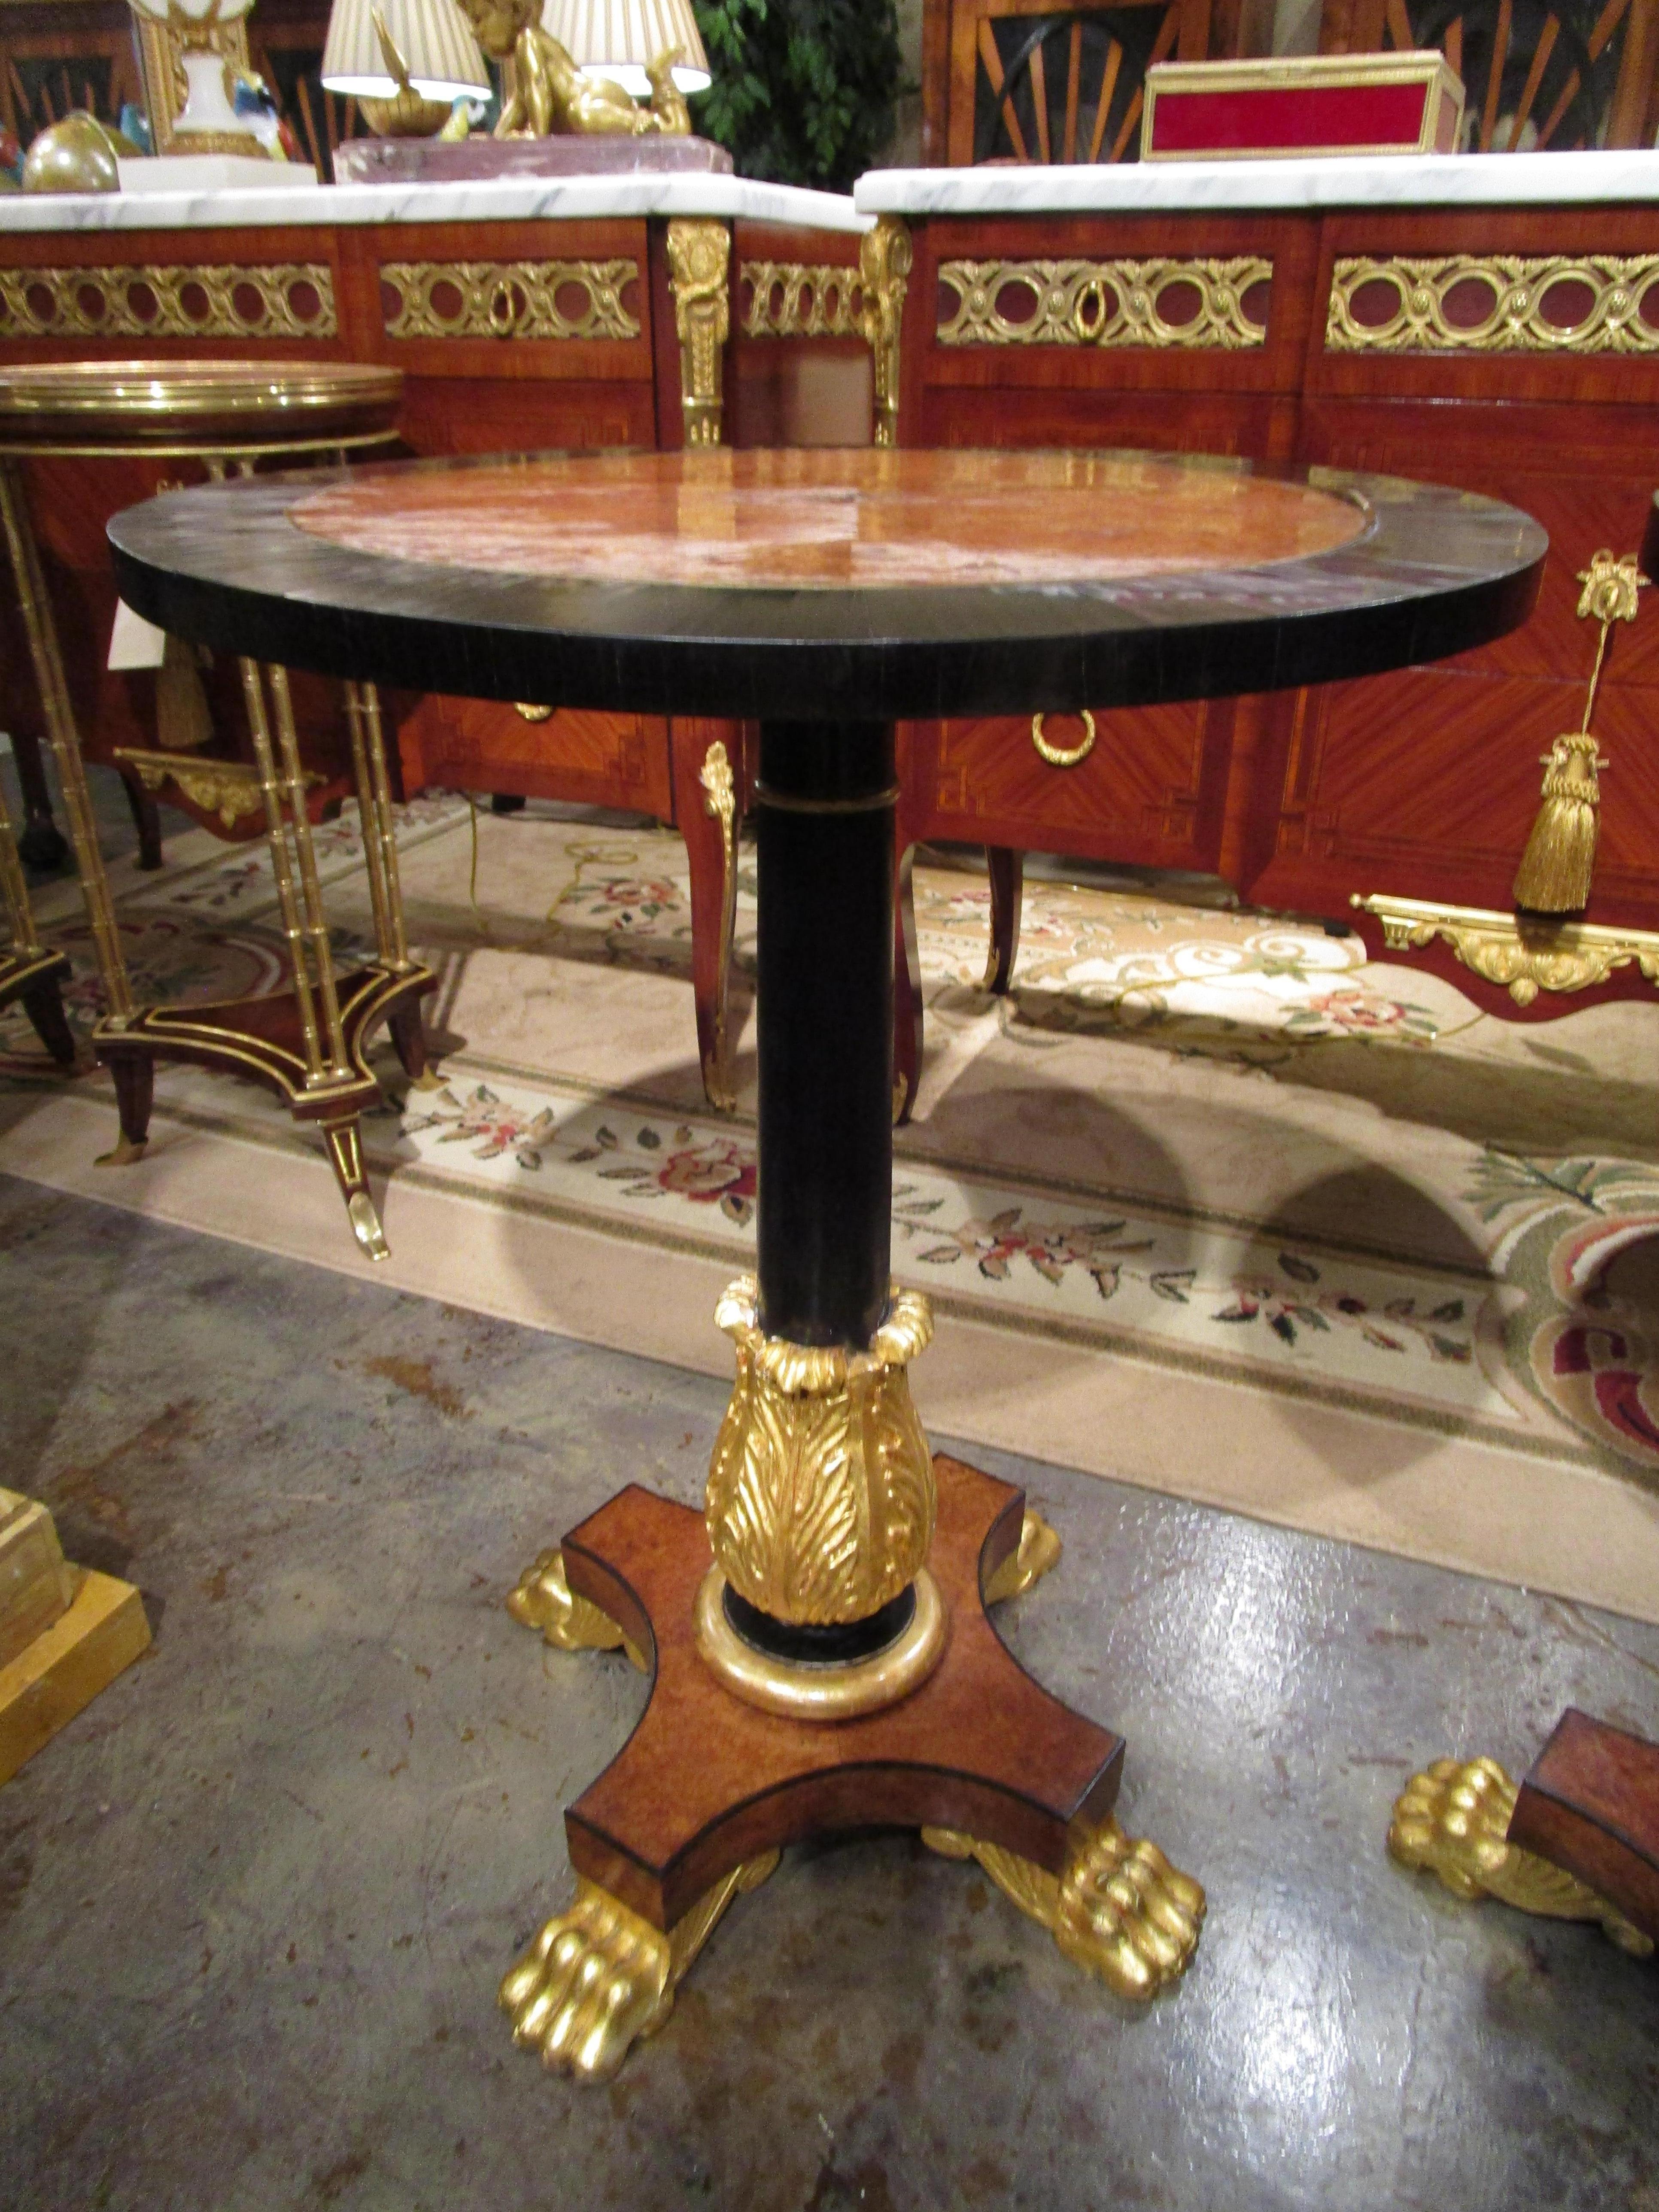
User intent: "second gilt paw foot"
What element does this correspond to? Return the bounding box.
[507,1546,646,1669]
[1389,1756,1652,1957]
[924,1815,1204,1999]
[1054,1819,1206,1996]
[500,1881,674,2082]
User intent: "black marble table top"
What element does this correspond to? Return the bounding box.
[107,447,1547,723]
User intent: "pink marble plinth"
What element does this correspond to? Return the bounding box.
[331,135,733,185]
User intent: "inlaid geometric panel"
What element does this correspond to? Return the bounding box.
[1263,657,1659,921]
[925,699,1212,863]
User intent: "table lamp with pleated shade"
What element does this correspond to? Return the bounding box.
[321,0,491,103]
[542,0,712,94]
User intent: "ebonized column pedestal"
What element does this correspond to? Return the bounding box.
[499,718,1205,2081]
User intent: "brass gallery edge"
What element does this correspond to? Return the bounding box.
[739,262,865,341]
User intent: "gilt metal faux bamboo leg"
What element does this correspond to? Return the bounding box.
[343,679,395,966]
[267,663,350,1083]
[237,654,327,1082]
[0,459,131,1020]
[356,681,411,971]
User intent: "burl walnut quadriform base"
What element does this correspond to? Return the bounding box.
[502,1455,1205,2083]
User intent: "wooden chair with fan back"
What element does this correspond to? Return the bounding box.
[1319,0,1659,149]
[919,0,1268,169]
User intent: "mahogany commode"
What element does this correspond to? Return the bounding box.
[107,442,1546,2080]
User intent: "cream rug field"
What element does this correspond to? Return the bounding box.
[5,797,1659,1621]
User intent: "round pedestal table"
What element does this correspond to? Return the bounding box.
[0,359,432,1260]
[109,443,1547,2079]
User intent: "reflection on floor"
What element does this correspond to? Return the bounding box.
[0,1174,1653,2212]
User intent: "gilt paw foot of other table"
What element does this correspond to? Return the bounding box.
[1389,1756,1652,1956]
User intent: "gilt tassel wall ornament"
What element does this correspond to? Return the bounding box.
[1512,550,1645,916]
[1512,732,1609,914]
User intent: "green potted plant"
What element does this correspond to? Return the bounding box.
[692,0,901,190]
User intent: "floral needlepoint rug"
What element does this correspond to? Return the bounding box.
[4,799,1657,1619]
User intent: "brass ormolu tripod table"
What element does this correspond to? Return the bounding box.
[108,445,1547,2080]
[0,360,433,1260]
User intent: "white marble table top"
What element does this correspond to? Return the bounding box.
[855,149,1659,216]
[0,170,871,235]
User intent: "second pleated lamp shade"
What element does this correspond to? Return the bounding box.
[321,0,491,100]
[541,0,712,94]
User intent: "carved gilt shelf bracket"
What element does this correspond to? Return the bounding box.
[1352,893,1659,1006]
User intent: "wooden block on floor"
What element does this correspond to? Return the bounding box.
[0,1487,74,1671]
[0,1566,151,1787]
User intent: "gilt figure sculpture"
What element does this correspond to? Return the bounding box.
[456,0,688,136]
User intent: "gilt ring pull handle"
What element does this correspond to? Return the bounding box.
[488,281,523,337]
[1031,709,1097,768]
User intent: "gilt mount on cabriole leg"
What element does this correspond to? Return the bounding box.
[503,1455,1201,2081]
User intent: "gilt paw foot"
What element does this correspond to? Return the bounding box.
[501,1853,779,2083]
[500,1881,675,2081]
[1055,1818,1206,1996]
[983,1508,1061,1605]
[924,1814,1204,1999]
[506,1546,646,1669]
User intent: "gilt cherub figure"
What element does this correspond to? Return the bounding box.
[456,0,688,137]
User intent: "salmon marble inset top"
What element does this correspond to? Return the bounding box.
[288,448,1369,592]
[106,445,1546,723]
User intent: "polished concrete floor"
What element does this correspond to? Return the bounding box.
[0,1172,1655,2212]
